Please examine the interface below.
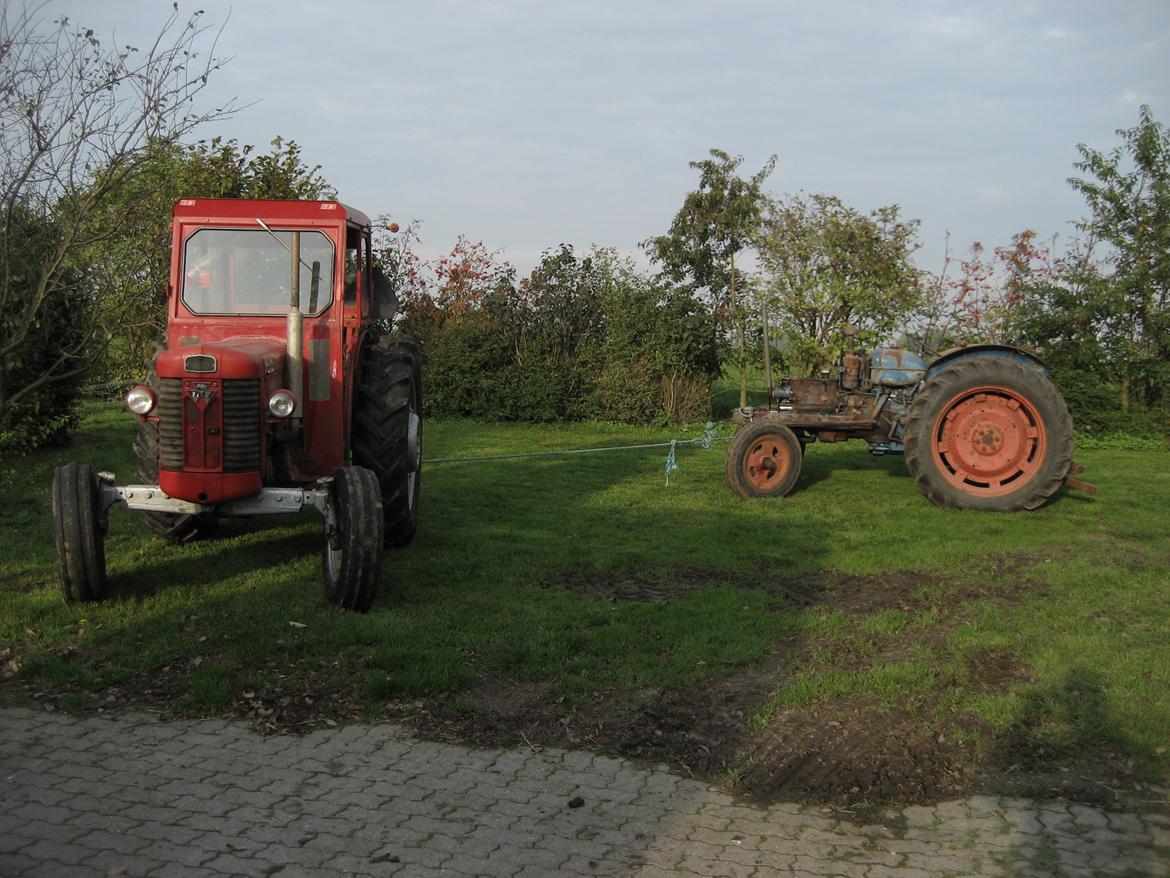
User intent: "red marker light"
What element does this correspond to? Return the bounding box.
[389,223,400,233]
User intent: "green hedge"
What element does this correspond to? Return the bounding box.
[1052,367,1169,439]
[399,247,720,424]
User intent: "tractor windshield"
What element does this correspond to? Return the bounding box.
[181,228,335,316]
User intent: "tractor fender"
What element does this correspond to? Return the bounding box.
[925,344,1049,380]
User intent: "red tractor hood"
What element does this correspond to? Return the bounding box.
[153,338,288,505]
[156,338,286,382]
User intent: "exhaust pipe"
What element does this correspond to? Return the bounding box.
[287,231,304,418]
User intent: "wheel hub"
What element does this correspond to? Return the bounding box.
[971,422,1005,455]
[745,435,790,489]
[932,388,1045,496]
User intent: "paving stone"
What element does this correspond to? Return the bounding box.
[201,850,272,874]
[864,867,934,878]
[0,853,39,876]
[8,818,90,846]
[26,859,106,877]
[1106,811,1148,835]
[4,707,1168,878]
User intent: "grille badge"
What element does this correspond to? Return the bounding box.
[188,382,218,410]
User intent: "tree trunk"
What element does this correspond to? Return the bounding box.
[732,252,748,408]
[761,297,773,393]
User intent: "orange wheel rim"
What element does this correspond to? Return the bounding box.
[743,433,792,491]
[931,386,1046,497]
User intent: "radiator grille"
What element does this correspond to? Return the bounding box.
[156,377,261,472]
[222,379,261,472]
[158,379,184,470]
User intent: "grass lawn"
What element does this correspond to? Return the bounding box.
[1,403,1168,810]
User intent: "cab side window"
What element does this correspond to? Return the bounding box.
[361,233,373,317]
[345,226,360,305]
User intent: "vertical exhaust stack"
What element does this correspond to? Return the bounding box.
[287,231,304,420]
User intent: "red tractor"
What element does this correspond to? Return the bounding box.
[52,199,421,611]
[726,328,1093,510]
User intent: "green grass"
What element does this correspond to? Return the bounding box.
[1,403,1169,795]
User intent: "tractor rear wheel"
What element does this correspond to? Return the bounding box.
[52,462,107,602]
[726,421,804,499]
[134,363,218,543]
[323,466,384,612]
[904,357,1073,511]
[352,335,422,546]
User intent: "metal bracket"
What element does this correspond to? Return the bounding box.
[98,471,335,520]
[98,473,205,516]
[310,477,339,549]
[219,488,306,517]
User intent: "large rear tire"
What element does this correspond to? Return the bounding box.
[352,335,421,546]
[52,463,107,603]
[323,466,384,612]
[725,421,804,499]
[134,360,218,543]
[904,358,1073,511]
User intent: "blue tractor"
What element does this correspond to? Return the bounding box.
[726,330,1091,511]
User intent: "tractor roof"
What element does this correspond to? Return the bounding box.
[172,198,372,229]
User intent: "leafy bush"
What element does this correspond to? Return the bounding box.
[1052,368,1168,439]
[0,208,90,456]
[395,245,721,424]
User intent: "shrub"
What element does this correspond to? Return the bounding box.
[0,208,90,456]
[1052,367,1168,438]
[403,245,721,424]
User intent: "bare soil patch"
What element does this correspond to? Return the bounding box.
[542,560,1048,617]
[736,696,982,806]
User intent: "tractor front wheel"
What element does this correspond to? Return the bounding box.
[52,462,108,602]
[903,358,1073,511]
[322,466,384,612]
[726,421,804,499]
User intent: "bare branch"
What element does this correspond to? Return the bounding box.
[0,1,236,436]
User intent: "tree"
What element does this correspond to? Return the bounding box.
[1066,105,1170,413]
[755,193,923,376]
[0,205,88,451]
[647,149,776,406]
[0,2,233,447]
[918,230,1056,351]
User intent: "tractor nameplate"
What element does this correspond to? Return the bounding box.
[188,383,217,403]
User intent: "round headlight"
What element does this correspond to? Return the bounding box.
[126,385,156,415]
[268,389,297,418]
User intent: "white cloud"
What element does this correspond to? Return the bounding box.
[920,13,983,39]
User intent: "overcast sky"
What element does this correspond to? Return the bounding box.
[54,0,1170,276]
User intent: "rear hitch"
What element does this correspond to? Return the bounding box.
[1065,460,1098,495]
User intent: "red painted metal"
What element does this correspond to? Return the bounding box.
[743,432,795,491]
[930,386,1047,497]
[159,470,262,505]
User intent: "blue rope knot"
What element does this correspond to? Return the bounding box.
[664,439,679,486]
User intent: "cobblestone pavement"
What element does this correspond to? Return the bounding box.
[1,707,1167,877]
